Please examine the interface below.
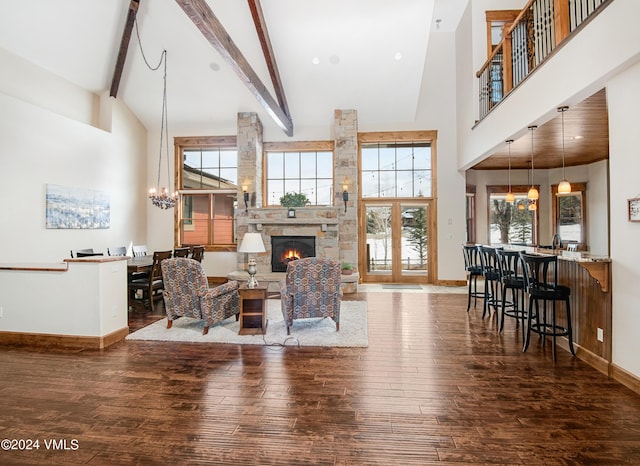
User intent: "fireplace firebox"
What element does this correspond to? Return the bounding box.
[271,236,316,272]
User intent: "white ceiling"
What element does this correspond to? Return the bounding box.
[0,0,468,138]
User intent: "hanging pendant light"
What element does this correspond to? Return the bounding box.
[134,19,176,210]
[505,139,515,203]
[527,126,539,200]
[557,106,572,194]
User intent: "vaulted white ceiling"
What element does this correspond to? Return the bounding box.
[0,0,467,138]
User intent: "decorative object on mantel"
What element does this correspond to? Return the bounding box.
[238,232,266,288]
[279,192,310,208]
[137,21,176,210]
[287,208,296,218]
[628,197,640,222]
[341,262,353,275]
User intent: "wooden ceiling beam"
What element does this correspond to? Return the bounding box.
[110,0,140,98]
[247,0,291,121]
[175,0,294,136]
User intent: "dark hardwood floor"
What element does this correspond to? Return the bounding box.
[2,291,640,464]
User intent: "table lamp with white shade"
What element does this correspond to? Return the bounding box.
[238,232,266,288]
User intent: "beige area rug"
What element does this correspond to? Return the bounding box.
[126,300,367,347]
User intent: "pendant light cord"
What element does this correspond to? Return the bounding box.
[134,20,169,194]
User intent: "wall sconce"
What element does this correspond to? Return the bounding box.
[242,185,249,211]
[342,184,349,212]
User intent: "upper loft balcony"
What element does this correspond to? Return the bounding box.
[476,0,611,122]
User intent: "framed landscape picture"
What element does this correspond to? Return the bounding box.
[45,184,110,229]
[628,198,640,222]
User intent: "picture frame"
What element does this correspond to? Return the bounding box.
[628,198,640,222]
[287,208,296,218]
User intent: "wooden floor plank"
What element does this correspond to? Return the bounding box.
[2,291,640,464]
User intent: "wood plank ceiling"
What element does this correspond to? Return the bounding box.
[472,88,609,170]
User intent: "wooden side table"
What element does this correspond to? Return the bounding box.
[238,284,268,335]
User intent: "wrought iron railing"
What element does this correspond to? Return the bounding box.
[476,0,610,121]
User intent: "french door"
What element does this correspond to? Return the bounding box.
[360,200,434,284]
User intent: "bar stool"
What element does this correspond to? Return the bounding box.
[477,245,502,320]
[462,244,484,312]
[496,249,526,338]
[519,252,575,361]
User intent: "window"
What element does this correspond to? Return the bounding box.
[485,10,520,56]
[487,185,538,246]
[552,182,586,247]
[175,136,238,249]
[264,141,334,206]
[361,141,432,198]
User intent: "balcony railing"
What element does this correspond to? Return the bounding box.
[476,0,611,121]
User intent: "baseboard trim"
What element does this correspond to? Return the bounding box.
[0,326,129,349]
[610,363,640,395]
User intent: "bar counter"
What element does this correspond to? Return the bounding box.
[511,247,612,373]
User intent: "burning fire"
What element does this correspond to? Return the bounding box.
[281,248,302,264]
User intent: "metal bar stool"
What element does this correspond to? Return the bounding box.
[496,249,527,339]
[477,245,502,320]
[462,244,485,312]
[520,252,575,361]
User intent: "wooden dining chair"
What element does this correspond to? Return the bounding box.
[108,246,127,256]
[128,250,172,312]
[70,248,94,258]
[173,247,190,258]
[132,245,148,257]
[190,246,205,262]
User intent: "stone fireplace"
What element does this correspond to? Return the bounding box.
[271,235,316,272]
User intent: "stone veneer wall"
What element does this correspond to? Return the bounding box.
[333,109,358,269]
[235,110,359,273]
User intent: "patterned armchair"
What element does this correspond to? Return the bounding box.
[279,257,342,335]
[161,258,240,335]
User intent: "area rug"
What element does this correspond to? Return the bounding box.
[126,300,368,347]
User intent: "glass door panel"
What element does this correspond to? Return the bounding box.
[365,205,392,277]
[400,204,428,278]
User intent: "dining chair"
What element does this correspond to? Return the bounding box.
[75,251,104,257]
[173,247,190,258]
[70,248,94,258]
[128,250,172,312]
[190,246,205,262]
[132,245,148,257]
[108,246,127,256]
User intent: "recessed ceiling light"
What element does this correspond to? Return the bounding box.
[394,52,402,61]
[312,57,320,65]
[209,62,220,71]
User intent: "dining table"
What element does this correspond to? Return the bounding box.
[127,255,154,274]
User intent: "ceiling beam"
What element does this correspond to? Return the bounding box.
[247,0,291,122]
[175,0,294,136]
[110,0,140,98]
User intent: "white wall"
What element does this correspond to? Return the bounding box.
[0,49,148,262]
[607,61,640,377]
